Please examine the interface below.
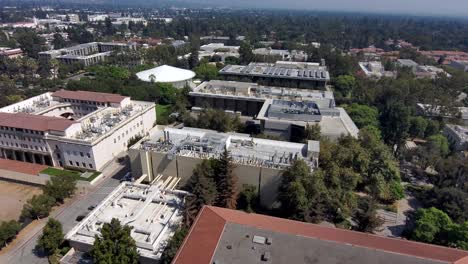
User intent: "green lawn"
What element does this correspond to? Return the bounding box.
[156,104,172,120]
[40,167,101,182]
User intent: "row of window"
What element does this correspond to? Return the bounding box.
[113,121,144,144]
[60,98,108,106]
[68,160,93,169]
[0,134,46,143]
[0,127,44,135]
[0,141,46,152]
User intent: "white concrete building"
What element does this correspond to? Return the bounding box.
[136,65,195,88]
[358,61,395,79]
[0,90,156,171]
[443,124,468,151]
[66,180,188,263]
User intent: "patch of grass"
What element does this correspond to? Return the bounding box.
[156,104,173,125]
[40,168,101,182]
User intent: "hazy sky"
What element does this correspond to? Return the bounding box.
[194,0,468,16]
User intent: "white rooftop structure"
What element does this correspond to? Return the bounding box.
[200,43,239,53]
[358,61,395,79]
[66,180,188,262]
[141,127,319,169]
[136,65,195,88]
[443,124,468,151]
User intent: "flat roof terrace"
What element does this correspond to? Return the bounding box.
[220,62,330,82]
[141,127,319,169]
[191,80,335,103]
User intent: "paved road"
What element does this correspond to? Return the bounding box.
[1,160,129,264]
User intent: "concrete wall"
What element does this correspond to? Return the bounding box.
[131,149,286,208]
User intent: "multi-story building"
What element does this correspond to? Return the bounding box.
[38,42,137,66]
[0,90,156,171]
[443,124,468,151]
[358,61,395,79]
[189,80,359,140]
[129,126,319,207]
[219,61,330,89]
[397,59,450,79]
[66,180,188,264]
[173,206,468,264]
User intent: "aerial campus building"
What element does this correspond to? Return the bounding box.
[0,90,155,171]
[129,126,319,207]
[65,180,188,264]
[173,206,468,264]
[219,61,330,89]
[136,65,196,88]
[38,42,137,66]
[190,80,359,140]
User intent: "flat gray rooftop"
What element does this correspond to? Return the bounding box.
[212,223,448,264]
[220,61,330,81]
[191,80,334,102]
[66,180,187,260]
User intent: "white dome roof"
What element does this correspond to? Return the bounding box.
[136,65,196,83]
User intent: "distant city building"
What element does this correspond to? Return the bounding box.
[358,61,395,79]
[416,103,468,125]
[420,50,468,65]
[0,48,23,59]
[87,14,108,22]
[136,65,195,88]
[220,61,330,89]
[200,43,239,53]
[397,59,450,79]
[0,90,155,171]
[112,17,148,26]
[173,206,468,264]
[171,40,186,48]
[38,42,136,66]
[449,60,468,72]
[129,126,319,207]
[253,48,308,62]
[190,80,358,140]
[66,181,188,263]
[443,124,468,151]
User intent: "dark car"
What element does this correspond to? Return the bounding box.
[76,215,86,221]
[88,205,96,210]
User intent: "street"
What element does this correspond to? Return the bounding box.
[0,159,130,264]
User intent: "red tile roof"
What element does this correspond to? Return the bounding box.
[0,112,76,132]
[0,158,48,175]
[173,206,468,264]
[51,90,128,104]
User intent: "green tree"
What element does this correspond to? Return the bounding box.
[344,103,380,129]
[352,198,384,233]
[411,207,453,243]
[91,218,138,264]
[304,123,321,141]
[239,42,254,64]
[194,63,218,81]
[37,218,64,255]
[42,175,76,204]
[380,100,410,155]
[52,33,66,49]
[215,148,239,209]
[21,194,55,220]
[160,227,188,264]
[0,220,21,248]
[278,160,311,220]
[408,116,428,138]
[237,185,259,213]
[334,75,357,97]
[184,160,218,226]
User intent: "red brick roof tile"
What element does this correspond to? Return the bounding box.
[51,90,127,104]
[173,206,468,264]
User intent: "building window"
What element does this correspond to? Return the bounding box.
[114,139,116,143]
[89,164,93,169]
[82,162,86,167]
[87,153,91,158]
[69,160,73,165]
[80,152,84,157]
[75,161,79,166]
[56,153,61,159]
